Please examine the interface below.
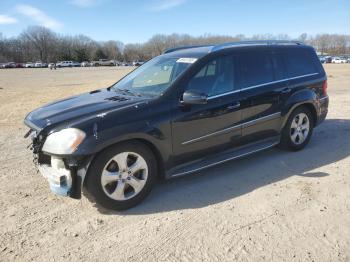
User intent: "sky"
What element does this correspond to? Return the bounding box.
[0,0,349,43]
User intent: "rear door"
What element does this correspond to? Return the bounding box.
[238,48,288,143]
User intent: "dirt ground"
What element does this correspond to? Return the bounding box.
[0,65,349,262]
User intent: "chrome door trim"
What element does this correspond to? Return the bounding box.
[182,112,281,145]
[242,112,281,128]
[182,124,241,145]
[319,96,329,101]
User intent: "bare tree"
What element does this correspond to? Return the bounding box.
[102,40,123,60]
[1,27,350,63]
[20,26,56,62]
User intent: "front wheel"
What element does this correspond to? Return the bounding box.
[280,106,314,151]
[85,142,157,210]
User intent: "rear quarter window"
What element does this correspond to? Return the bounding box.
[283,48,318,77]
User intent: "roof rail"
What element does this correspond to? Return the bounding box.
[211,40,304,52]
[163,45,211,54]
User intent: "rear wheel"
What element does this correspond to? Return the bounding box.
[280,106,314,151]
[85,142,157,210]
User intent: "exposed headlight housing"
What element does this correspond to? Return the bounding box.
[42,128,86,155]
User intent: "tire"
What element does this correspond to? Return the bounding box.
[279,106,314,151]
[85,141,157,210]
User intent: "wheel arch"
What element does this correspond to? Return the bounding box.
[82,137,166,187]
[281,101,318,129]
[281,88,319,129]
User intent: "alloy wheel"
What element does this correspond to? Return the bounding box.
[100,152,148,201]
[290,113,310,145]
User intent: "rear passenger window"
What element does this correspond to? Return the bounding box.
[271,53,287,81]
[283,49,318,77]
[239,52,274,89]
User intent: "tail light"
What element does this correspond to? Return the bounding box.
[322,80,328,95]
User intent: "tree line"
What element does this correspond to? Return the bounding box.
[1,26,349,63]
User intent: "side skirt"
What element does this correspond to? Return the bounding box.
[166,136,280,179]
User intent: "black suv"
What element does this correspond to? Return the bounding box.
[24,41,329,210]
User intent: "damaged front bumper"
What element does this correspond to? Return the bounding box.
[35,154,91,199]
[38,156,73,197]
[25,128,90,199]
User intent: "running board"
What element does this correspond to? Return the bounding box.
[167,136,280,178]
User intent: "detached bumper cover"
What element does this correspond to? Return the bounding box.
[38,162,72,197]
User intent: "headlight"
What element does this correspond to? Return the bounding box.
[42,128,86,155]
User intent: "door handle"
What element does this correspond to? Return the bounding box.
[227,102,240,110]
[281,88,292,94]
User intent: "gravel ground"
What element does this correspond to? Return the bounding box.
[0,65,349,262]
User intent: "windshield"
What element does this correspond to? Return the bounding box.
[112,56,196,96]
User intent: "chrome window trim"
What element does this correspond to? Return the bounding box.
[182,112,281,145]
[207,72,319,100]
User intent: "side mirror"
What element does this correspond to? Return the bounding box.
[182,90,208,105]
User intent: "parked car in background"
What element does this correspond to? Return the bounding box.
[81,61,91,67]
[332,57,347,63]
[48,63,56,70]
[91,59,117,66]
[35,61,48,68]
[318,56,326,63]
[3,62,16,68]
[347,57,350,63]
[24,41,329,210]
[132,61,145,66]
[324,56,332,63]
[15,63,24,68]
[25,62,35,68]
[56,61,80,67]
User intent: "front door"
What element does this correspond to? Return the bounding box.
[171,54,242,165]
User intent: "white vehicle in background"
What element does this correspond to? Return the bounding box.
[132,61,145,66]
[121,61,132,66]
[34,61,47,68]
[56,61,80,68]
[332,57,347,64]
[81,61,91,67]
[90,59,116,66]
[25,62,35,68]
[48,63,56,70]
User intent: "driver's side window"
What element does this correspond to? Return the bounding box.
[186,55,235,97]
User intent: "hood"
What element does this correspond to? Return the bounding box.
[25,88,150,131]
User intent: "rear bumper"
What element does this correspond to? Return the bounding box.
[317,95,329,125]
